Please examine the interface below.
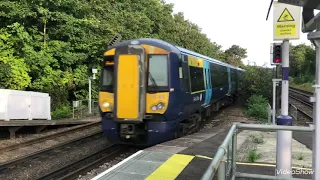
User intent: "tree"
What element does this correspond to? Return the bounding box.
[224,45,247,67]
[0,0,247,112]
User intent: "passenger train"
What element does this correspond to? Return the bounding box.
[99,38,245,146]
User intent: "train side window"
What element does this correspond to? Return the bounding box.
[212,63,221,87]
[189,66,205,92]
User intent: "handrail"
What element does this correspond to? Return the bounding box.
[201,125,237,180]
[201,122,314,180]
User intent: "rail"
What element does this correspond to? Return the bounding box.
[201,123,314,180]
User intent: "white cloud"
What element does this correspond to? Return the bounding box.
[164,0,314,66]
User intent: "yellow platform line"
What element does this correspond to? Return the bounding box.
[145,154,194,180]
[194,154,312,171]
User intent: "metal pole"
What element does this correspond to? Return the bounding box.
[310,20,320,180]
[272,79,281,124]
[88,77,92,114]
[273,80,277,124]
[276,39,292,177]
[232,132,237,177]
[218,157,226,180]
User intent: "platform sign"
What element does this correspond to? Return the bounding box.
[273,2,301,40]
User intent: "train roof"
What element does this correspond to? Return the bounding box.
[175,46,242,70]
[108,38,245,71]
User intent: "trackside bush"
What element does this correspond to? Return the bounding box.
[51,105,73,120]
[242,64,273,101]
[246,95,269,121]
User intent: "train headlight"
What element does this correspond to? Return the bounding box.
[151,102,165,111]
[102,102,110,108]
[102,102,113,110]
[157,102,165,110]
[151,105,157,111]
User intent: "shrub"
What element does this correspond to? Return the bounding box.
[248,149,261,162]
[51,105,73,120]
[249,134,265,144]
[242,65,273,101]
[246,95,269,121]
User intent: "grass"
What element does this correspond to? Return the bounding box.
[289,79,313,93]
[294,153,304,160]
[249,134,265,144]
[248,149,261,162]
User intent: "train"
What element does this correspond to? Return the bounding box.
[98,38,245,146]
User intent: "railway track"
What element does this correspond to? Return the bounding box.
[36,144,127,180]
[289,87,313,123]
[0,130,104,174]
[0,121,100,154]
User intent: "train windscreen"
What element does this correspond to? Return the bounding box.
[147,54,169,92]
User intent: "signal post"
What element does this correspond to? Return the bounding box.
[272,2,301,178]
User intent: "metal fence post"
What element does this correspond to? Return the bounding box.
[232,130,237,179]
[218,156,226,180]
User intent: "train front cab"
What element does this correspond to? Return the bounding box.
[99,42,180,146]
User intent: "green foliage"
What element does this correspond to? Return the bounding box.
[289,77,313,93]
[246,95,269,121]
[223,45,247,67]
[51,105,73,120]
[0,0,248,111]
[248,149,261,162]
[249,134,265,144]
[243,64,273,100]
[294,153,304,160]
[289,43,316,79]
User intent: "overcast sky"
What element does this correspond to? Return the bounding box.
[164,0,317,66]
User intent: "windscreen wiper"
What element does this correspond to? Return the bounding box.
[148,72,159,92]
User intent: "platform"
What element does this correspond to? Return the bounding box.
[0,117,100,139]
[92,125,313,180]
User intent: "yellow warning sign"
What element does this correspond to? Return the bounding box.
[273,3,301,40]
[275,23,296,36]
[277,8,295,22]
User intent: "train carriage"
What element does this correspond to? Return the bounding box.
[99,38,245,146]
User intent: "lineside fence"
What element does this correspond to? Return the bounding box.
[201,122,313,180]
[72,99,99,119]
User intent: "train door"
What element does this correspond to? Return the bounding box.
[204,61,212,106]
[113,45,146,122]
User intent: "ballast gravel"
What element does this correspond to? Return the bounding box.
[0,124,102,163]
[0,134,109,180]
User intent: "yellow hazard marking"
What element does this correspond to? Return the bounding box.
[236,162,312,171]
[278,8,294,22]
[145,154,194,180]
[193,154,312,171]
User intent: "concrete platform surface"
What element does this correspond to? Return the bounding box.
[0,118,100,126]
[91,127,228,180]
[91,125,313,180]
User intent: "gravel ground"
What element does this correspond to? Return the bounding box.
[0,133,109,180]
[200,99,257,131]
[0,116,100,147]
[237,130,312,168]
[0,124,102,163]
[76,98,254,180]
